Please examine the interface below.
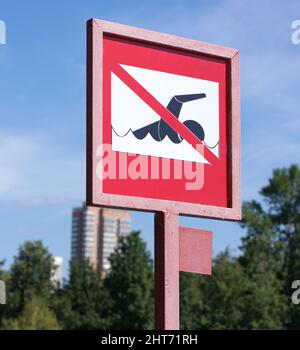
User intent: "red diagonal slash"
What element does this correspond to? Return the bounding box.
[112,64,219,165]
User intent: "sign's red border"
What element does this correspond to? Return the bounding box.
[86,18,241,221]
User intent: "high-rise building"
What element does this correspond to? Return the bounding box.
[71,203,131,274]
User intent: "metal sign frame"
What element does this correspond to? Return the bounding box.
[87,18,240,220]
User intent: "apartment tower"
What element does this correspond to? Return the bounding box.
[71,203,131,274]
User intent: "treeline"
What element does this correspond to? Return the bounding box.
[0,233,153,330]
[0,164,300,329]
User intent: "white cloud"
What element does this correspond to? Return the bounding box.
[0,132,84,203]
[15,197,77,207]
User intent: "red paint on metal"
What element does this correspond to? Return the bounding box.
[86,18,241,220]
[86,19,241,331]
[155,211,179,330]
[103,36,228,207]
[179,227,212,275]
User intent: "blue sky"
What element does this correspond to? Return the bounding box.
[0,0,300,277]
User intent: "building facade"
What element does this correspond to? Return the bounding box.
[71,203,131,274]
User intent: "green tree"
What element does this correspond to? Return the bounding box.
[259,165,300,328]
[180,272,210,330]
[5,241,55,318]
[240,164,300,329]
[2,297,60,330]
[104,231,154,329]
[0,260,8,282]
[180,251,249,330]
[52,259,111,330]
[238,202,286,329]
[205,251,249,330]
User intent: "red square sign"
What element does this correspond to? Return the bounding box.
[87,19,241,220]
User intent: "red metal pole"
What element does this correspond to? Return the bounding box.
[154,211,179,330]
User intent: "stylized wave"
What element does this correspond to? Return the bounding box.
[111,93,219,150]
[111,126,219,150]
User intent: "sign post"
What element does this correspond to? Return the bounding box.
[87,18,240,330]
[155,211,179,330]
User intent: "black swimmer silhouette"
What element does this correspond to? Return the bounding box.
[132,93,206,144]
